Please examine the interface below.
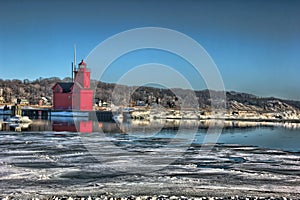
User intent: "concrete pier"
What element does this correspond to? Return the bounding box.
[90,110,113,121]
[21,108,51,119]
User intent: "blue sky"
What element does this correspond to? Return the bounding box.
[0,0,300,100]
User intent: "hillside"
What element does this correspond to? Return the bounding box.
[0,77,299,115]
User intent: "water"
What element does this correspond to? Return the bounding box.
[0,118,300,198]
[197,127,300,152]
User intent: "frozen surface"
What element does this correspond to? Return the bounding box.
[0,129,299,198]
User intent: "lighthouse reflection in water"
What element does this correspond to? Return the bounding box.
[52,118,93,133]
[29,116,122,133]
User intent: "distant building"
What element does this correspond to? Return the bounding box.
[52,60,93,111]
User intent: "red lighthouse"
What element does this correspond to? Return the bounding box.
[52,59,93,111]
[72,60,93,111]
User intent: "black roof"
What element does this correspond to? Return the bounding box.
[57,82,74,93]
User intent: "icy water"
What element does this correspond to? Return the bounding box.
[0,118,300,198]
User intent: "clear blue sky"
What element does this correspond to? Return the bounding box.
[0,0,300,100]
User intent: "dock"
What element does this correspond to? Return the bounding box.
[1,107,114,121]
[91,110,113,121]
[22,108,51,119]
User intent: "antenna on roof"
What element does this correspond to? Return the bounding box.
[72,44,76,82]
[74,44,76,69]
[71,62,74,82]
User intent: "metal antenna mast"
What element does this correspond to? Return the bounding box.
[74,44,76,69]
[72,44,76,82]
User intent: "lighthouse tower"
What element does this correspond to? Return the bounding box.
[72,60,93,111]
[74,60,90,89]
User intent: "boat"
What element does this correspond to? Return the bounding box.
[9,122,31,131]
[5,115,32,123]
[3,115,32,131]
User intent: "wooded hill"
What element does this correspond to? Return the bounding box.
[0,77,300,114]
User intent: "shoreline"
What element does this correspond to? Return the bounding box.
[1,104,300,123]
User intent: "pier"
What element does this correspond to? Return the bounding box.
[91,110,113,121]
[1,106,114,121]
[19,109,114,121]
[22,108,51,119]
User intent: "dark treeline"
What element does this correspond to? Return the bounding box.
[0,77,300,112]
